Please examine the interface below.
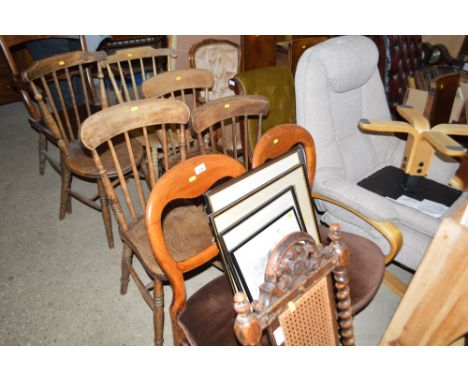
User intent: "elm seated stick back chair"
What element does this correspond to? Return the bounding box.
[146,154,247,345]
[295,35,467,272]
[232,65,296,152]
[233,228,355,346]
[80,98,212,346]
[188,38,240,101]
[0,35,88,175]
[100,46,177,105]
[101,46,177,171]
[141,68,214,173]
[22,50,127,248]
[191,95,270,168]
[252,124,392,313]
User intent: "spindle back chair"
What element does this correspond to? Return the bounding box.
[141,68,214,172]
[81,98,192,345]
[101,46,176,105]
[23,50,121,248]
[0,35,88,175]
[191,95,270,168]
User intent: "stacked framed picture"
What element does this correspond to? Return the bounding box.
[205,146,320,302]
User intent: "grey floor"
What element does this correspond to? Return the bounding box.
[0,101,413,346]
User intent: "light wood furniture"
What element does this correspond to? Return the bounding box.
[0,35,87,174]
[381,201,468,345]
[191,95,269,168]
[146,154,246,345]
[80,98,192,345]
[141,68,214,172]
[101,45,176,104]
[233,227,355,346]
[359,105,468,177]
[252,123,400,309]
[23,50,125,248]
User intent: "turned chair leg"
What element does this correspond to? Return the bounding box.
[153,279,164,346]
[39,132,47,176]
[120,243,132,295]
[97,179,114,249]
[59,166,72,220]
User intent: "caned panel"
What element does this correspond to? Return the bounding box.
[278,277,338,346]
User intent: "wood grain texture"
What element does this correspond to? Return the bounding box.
[381,202,468,345]
[146,154,246,345]
[80,98,190,149]
[142,68,213,99]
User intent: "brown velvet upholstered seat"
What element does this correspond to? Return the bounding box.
[177,226,383,345]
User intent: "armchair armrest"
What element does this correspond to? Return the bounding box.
[359,118,416,138]
[396,104,430,131]
[312,192,403,264]
[422,131,466,157]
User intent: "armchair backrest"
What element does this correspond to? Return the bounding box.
[295,35,404,183]
[189,39,240,101]
[233,66,296,152]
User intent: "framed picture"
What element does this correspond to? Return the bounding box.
[210,164,319,242]
[217,187,306,302]
[205,146,306,214]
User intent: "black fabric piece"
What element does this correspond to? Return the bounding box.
[357,165,461,207]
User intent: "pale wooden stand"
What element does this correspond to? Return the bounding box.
[381,201,468,345]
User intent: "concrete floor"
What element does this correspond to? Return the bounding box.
[0,101,412,345]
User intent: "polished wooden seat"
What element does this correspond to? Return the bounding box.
[81,98,197,345]
[22,50,124,248]
[191,95,270,168]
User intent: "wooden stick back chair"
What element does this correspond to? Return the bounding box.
[0,35,88,175]
[101,46,177,105]
[22,50,123,248]
[81,98,214,346]
[191,94,270,168]
[141,68,214,173]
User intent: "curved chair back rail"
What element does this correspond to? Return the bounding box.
[191,95,270,166]
[142,68,214,100]
[101,46,177,104]
[251,123,316,187]
[81,98,190,150]
[146,154,247,344]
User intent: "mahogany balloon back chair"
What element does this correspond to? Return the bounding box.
[146,154,246,345]
[252,123,393,312]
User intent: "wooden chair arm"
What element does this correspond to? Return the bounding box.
[396,105,430,132]
[312,192,403,265]
[359,118,416,137]
[421,131,466,157]
[432,123,468,135]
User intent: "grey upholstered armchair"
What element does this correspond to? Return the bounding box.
[295,35,467,271]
